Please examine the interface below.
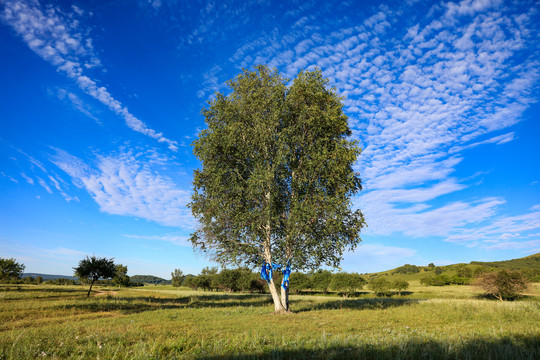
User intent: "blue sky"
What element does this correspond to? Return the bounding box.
[1,0,539,278]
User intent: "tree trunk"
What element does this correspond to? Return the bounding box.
[280,285,289,311]
[267,279,285,312]
[87,278,95,297]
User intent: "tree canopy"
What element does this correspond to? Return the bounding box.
[189,65,365,312]
[74,255,116,297]
[0,257,25,280]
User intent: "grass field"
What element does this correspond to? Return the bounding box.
[1,282,539,359]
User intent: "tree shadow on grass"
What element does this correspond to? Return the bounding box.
[52,294,274,314]
[295,298,422,312]
[0,286,86,294]
[191,335,540,360]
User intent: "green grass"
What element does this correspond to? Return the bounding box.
[1,284,539,359]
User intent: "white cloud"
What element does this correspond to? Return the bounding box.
[229,0,539,251]
[51,148,195,228]
[342,243,418,273]
[1,0,178,150]
[123,234,191,247]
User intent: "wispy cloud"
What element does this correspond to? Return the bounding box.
[342,243,418,273]
[123,233,191,247]
[1,0,178,150]
[51,147,195,228]
[230,0,540,250]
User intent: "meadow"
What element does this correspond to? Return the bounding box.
[1,282,539,359]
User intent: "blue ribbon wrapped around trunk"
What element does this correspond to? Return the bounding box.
[260,261,291,290]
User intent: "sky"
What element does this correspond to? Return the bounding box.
[1,0,539,279]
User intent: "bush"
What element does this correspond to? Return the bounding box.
[420,275,451,286]
[474,270,530,301]
[392,264,419,275]
[311,270,333,293]
[0,257,25,282]
[392,279,409,295]
[289,272,312,294]
[330,273,366,297]
[368,277,392,296]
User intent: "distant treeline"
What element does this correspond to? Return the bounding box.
[179,267,410,297]
[130,275,171,285]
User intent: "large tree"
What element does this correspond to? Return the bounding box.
[0,257,25,281]
[74,255,116,297]
[190,66,365,312]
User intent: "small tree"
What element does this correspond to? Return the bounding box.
[311,270,333,294]
[330,272,366,297]
[0,257,25,281]
[114,264,131,287]
[392,279,409,296]
[171,269,185,287]
[475,270,530,301]
[35,276,43,285]
[74,256,116,297]
[368,277,392,296]
[289,272,312,294]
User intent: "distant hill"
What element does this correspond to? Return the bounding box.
[131,275,171,285]
[22,273,77,280]
[470,253,540,270]
[365,253,540,281]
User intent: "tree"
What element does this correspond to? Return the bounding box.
[330,272,366,297]
[171,269,185,287]
[392,279,409,296]
[474,270,530,301]
[289,272,312,294]
[311,270,333,294]
[74,256,116,297]
[0,257,25,281]
[114,264,131,287]
[368,277,392,296]
[392,264,419,275]
[189,66,365,312]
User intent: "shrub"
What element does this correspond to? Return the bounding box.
[289,272,312,294]
[311,270,333,293]
[392,279,409,295]
[368,277,392,296]
[330,272,366,297]
[392,264,419,275]
[474,270,530,301]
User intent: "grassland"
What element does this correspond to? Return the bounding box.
[1,282,539,359]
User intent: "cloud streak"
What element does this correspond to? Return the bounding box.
[231,0,540,250]
[51,147,195,228]
[1,0,178,150]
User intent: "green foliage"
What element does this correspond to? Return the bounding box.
[289,272,312,294]
[470,253,540,271]
[455,264,473,278]
[189,65,365,311]
[368,277,392,296]
[330,272,366,297]
[434,267,443,275]
[311,270,333,293]
[171,269,185,287]
[113,264,131,287]
[474,270,530,301]
[392,280,409,295]
[392,264,420,275]
[74,255,116,297]
[216,269,243,292]
[0,257,25,281]
[130,275,170,285]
